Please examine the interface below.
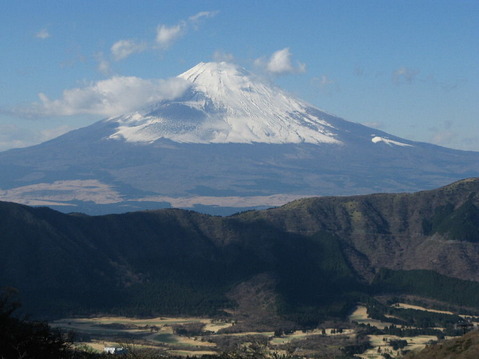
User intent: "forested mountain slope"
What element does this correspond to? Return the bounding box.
[246,177,479,282]
[1,178,479,324]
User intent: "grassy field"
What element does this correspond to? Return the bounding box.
[356,334,438,359]
[53,306,472,358]
[392,302,479,322]
[52,316,229,355]
[269,328,354,345]
[53,315,357,356]
[347,305,455,358]
[349,305,395,329]
[391,303,454,315]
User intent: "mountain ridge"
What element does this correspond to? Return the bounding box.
[1,178,479,322]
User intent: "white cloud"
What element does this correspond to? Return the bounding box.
[188,10,218,22]
[267,48,295,73]
[24,76,191,118]
[256,48,306,75]
[35,28,50,39]
[188,11,219,29]
[156,11,218,49]
[393,66,419,84]
[156,23,185,49]
[102,11,217,59]
[111,39,147,61]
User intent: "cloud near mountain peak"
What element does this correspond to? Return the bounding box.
[255,48,306,75]
[23,76,190,118]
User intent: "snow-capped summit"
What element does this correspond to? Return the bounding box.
[108,62,341,145]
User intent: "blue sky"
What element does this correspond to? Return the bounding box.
[1,0,477,151]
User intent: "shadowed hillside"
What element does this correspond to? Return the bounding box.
[1,178,479,326]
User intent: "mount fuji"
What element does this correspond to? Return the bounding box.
[1,62,478,214]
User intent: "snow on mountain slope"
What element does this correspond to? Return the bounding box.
[108,62,342,145]
[3,61,478,215]
[371,136,412,147]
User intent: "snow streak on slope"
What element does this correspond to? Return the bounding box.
[371,136,413,147]
[108,62,342,144]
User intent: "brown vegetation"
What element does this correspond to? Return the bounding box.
[405,330,479,359]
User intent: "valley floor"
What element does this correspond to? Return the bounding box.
[52,302,479,358]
